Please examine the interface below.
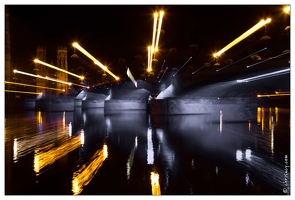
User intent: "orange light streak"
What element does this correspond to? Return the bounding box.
[14,69,72,86]
[151,172,161,195]
[72,43,119,80]
[152,12,158,54]
[34,136,81,175]
[214,18,271,57]
[147,46,152,72]
[72,144,108,195]
[257,93,290,98]
[5,90,42,95]
[34,59,84,80]
[155,11,164,52]
[5,81,65,92]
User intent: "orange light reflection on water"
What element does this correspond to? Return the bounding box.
[34,136,81,175]
[151,172,161,195]
[72,144,108,195]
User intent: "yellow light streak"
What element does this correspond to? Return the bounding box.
[71,82,87,88]
[213,18,271,57]
[148,46,152,72]
[34,136,81,175]
[72,144,108,195]
[150,172,161,195]
[5,90,42,95]
[152,12,159,54]
[8,115,72,163]
[155,11,164,52]
[257,93,290,97]
[5,81,65,92]
[34,59,84,80]
[275,91,290,95]
[147,11,164,72]
[72,43,119,80]
[14,69,72,86]
[257,107,261,124]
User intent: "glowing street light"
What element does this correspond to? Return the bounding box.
[34,59,84,80]
[72,42,120,81]
[213,18,271,58]
[284,5,290,14]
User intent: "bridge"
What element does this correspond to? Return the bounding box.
[22,35,290,123]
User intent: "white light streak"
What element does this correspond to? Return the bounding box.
[237,68,290,83]
[126,67,137,87]
[14,69,72,86]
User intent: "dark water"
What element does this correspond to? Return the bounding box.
[5,107,290,195]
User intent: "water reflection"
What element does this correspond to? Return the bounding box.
[34,134,81,175]
[147,128,154,165]
[151,171,161,195]
[72,143,108,195]
[12,123,72,163]
[127,136,137,180]
[5,106,290,195]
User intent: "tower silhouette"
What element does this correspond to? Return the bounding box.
[56,45,68,94]
[35,46,47,95]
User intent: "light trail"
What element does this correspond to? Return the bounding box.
[5,90,42,95]
[213,18,271,58]
[216,47,267,72]
[72,42,119,80]
[71,82,88,88]
[72,144,108,195]
[173,56,192,76]
[34,59,84,80]
[192,58,215,74]
[237,68,290,83]
[13,69,72,86]
[5,81,65,92]
[148,46,152,72]
[152,12,158,54]
[147,10,164,72]
[159,67,168,83]
[246,51,290,68]
[257,93,290,98]
[155,11,164,52]
[157,60,166,78]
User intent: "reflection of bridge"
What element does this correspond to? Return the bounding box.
[28,38,289,122]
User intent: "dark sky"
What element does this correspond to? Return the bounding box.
[5,4,290,80]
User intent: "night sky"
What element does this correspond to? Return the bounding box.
[5,3,291,82]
